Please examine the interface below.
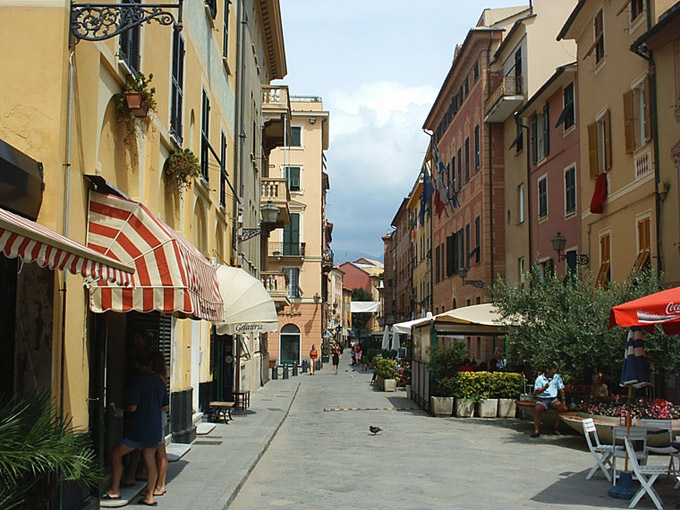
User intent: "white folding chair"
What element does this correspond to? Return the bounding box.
[582,418,616,481]
[612,426,647,485]
[640,418,678,479]
[624,437,666,510]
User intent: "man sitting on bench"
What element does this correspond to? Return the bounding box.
[531,365,567,438]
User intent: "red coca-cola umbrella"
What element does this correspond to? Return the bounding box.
[609,286,680,334]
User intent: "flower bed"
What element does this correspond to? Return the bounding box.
[579,396,680,420]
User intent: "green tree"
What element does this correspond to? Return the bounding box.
[351,287,373,333]
[492,266,680,384]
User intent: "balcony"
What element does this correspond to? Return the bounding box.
[261,271,290,310]
[322,248,334,273]
[484,75,524,123]
[268,241,305,259]
[262,85,291,156]
[261,177,290,229]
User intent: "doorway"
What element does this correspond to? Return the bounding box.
[279,324,301,365]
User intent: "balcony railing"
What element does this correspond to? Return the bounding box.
[484,75,523,116]
[262,177,290,201]
[268,241,306,258]
[261,271,289,293]
[635,150,652,180]
[262,85,290,112]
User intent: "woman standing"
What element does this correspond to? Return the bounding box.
[309,344,319,375]
[331,342,341,375]
[147,351,169,497]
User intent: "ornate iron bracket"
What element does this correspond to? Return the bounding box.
[70,1,183,42]
[240,228,263,242]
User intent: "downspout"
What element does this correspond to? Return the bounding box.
[60,49,75,417]
[630,7,661,282]
[486,31,495,286]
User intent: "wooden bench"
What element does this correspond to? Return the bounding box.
[209,401,234,423]
[233,390,251,410]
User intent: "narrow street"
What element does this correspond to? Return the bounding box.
[229,355,670,510]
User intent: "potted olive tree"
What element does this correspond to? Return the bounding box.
[428,344,465,417]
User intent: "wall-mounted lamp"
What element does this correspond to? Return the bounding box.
[240,200,280,241]
[458,267,485,289]
[313,293,321,304]
[551,232,589,265]
[309,117,316,124]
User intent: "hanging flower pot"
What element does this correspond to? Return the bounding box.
[165,148,201,193]
[124,91,149,117]
[116,72,156,126]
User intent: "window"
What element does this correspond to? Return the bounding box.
[474,125,480,170]
[556,82,575,130]
[631,0,644,22]
[457,148,462,190]
[446,234,455,276]
[283,213,300,256]
[538,176,548,219]
[284,166,301,192]
[457,228,464,271]
[596,232,611,287]
[464,137,470,182]
[464,77,469,96]
[450,156,456,190]
[219,132,227,207]
[474,216,480,263]
[170,31,185,142]
[531,105,550,164]
[514,47,522,80]
[441,242,445,280]
[623,76,651,153]
[222,0,230,58]
[459,86,464,104]
[287,126,301,147]
[205,0,217,18]
[539,259,554,280]
[119,0,140,75]
[465,224,470,264]
[565,166,576,216]
[518,257,525,284]
[201,90,210,181]
[638,216,651,254]
[515,121,523,153]
[588,110,612,178]
[518,183,525,223]
[435,246,441,282]
[594,10,605,64]
[473,60,479,82]
[283,268,300,298]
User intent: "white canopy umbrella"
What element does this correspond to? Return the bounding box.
[214,265,279,335]
[391,313,432,335]
[381,326,391,349]
[391,329,400,351]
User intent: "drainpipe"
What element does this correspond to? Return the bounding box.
[630,6,661,282]
[486,32,495,286]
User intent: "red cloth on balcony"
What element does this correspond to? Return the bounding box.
[590,173,607,214]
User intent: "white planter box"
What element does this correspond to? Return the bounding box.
[431,396,454,417]
[497,398,517,418]
[383,378,397,392]
[477,399,498,418]
[405,384,411,400]
[455,398,475,417]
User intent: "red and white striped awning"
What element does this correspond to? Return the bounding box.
[0,206,134,284]
[87,192,223,322]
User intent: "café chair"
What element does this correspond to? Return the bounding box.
[612,426,647,485]
[582,418,616,481]
[640,418,678,478]
[624,436,666,510]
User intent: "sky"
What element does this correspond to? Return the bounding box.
[275,0,528,263]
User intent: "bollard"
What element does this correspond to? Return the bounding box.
[292,363,298,376]
[283,364,289,379]
[272,365,278,380]
[302,359,308,373]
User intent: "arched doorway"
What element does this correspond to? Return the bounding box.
[279,324,301,365]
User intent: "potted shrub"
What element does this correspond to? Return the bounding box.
[493,372,523,418]
[428,344,465,417]
[0,393,100,510]
[321,342,331,363]
[453,372,478,417]
[165,148,201,193]
[373,356,397,391]
[475,372,498,418]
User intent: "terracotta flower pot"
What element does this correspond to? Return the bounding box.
[124,91,149,118]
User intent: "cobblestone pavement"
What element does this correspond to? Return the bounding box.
[230,354,680,510]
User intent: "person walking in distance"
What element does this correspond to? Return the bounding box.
[331,342,341,375]
[105,351,169,506]
[309,344,318,375]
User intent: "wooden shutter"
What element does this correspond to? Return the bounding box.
[644,75,652,142]
[446,235,455,276]
[531,115,538,164]
[623,90,635,154]
[543,104,550,157]
[588,122,598,179]
[604,110,612,171]
[638,217,651,252]
[595,261,610,288]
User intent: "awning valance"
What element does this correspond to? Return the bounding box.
[87,192,223,321]
[0,205,134,285]
[350,301,381,313]
[214,265,278,335]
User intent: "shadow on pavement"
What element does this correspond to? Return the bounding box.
[164,458,188,485]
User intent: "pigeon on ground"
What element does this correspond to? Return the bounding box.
[369,426,382,435]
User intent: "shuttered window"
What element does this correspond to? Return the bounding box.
[171,32,185,142]
[435,246,440,282]
[474,216,481,263]
[457,148,462,191]
[464,137,470,182]
[565,166,576,215]
[220,132,227,207]
[284,166,301,192]
[283,213,300,256]
[441,242,445,280]
[201,90,210,181]
[119,0,140,75]
[624,76,652,153]
[465,224,470,265]
[538,176,548,219]
[222,0,230,57]
[588,110,612,178]
[531,114,538,164]
[446,235,455,276]
[474,125,480,170]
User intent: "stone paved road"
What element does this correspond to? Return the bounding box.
[229,354,680,510]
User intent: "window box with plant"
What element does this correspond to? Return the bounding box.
[165,148,201,193]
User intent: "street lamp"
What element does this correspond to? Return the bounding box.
[551,232,589,265]
[240,201,280,241]
[458,267,485,289]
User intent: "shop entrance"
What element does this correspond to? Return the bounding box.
[213,332,234,401]
[279,324,301,365]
